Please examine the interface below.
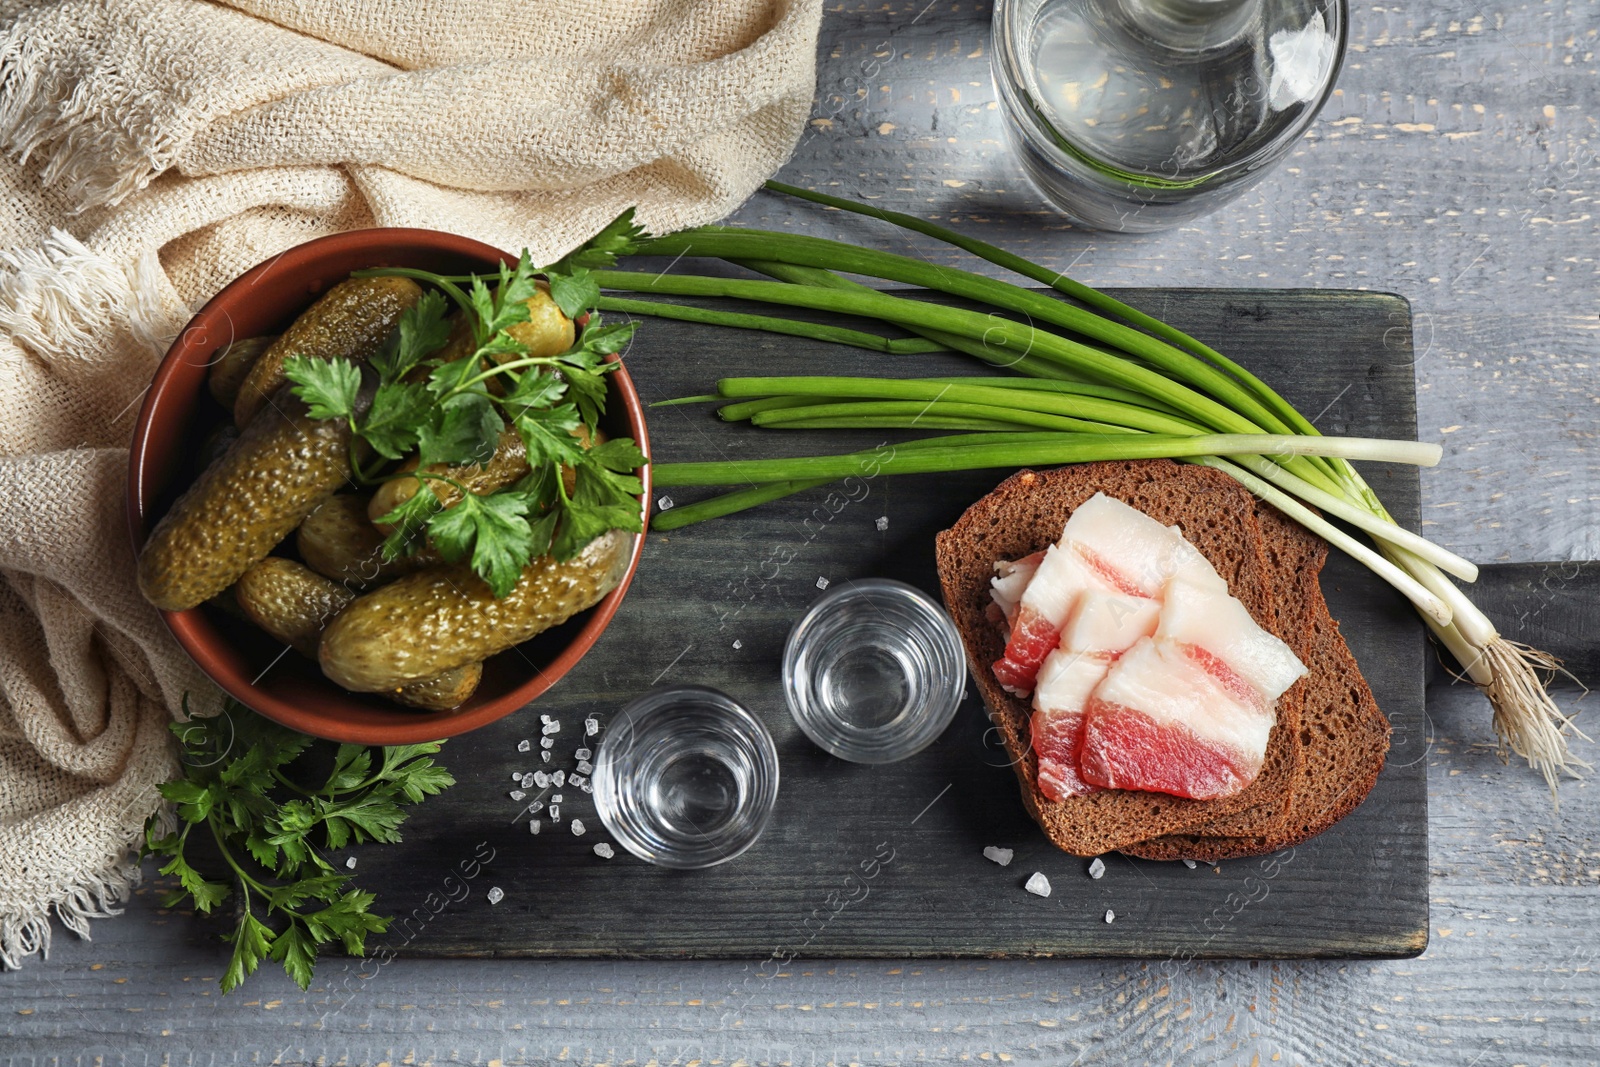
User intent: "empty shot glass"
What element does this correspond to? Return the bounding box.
[592,686,780,869]
[783,579,968,764]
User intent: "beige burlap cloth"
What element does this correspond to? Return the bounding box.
[0,0,822,968]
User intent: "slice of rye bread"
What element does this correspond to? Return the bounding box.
[1121,562,1392,862]
[934,459,1313,857]
[1154,498,1328,838]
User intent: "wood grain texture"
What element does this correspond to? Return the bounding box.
[4,0,1599,1061]
[296,289,1425,963]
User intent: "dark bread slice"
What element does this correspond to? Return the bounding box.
[934,460,1309,857]
[1121,578,1391,862]
[1155,499,1327,838]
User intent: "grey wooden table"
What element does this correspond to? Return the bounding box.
[6,1,1597,1063]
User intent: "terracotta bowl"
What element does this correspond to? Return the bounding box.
[127,229,650,744]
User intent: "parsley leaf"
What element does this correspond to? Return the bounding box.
[358,381,433,460]
[416,392,503,470]
[512,403,584,469]
[283,355,361,421]
[370,289,451,383]
[144,700,455,994]
[550,208,649,271]
[546,267,599,320]
[375,483,440,563]
[427,492,535,598]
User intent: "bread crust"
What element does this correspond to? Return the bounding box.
[934,460,1317,857]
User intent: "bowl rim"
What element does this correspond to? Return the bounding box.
[126,226,651,744]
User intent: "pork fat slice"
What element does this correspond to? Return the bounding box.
[990,494,1178,695]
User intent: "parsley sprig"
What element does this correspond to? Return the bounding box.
[144,700,454,993]
[282,212,649,598]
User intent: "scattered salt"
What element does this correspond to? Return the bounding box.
[520,772,536,788]
[577,760,593,775]
[732,639,743,650]
[529,820,541,835]
[533,771,550,788]
[875,516,889,531]
[526,800,544,814]
[552,770,566,787]
[345,857,357,870]
[1024,872,1052,898]
[983,846,1014,867]
[816,575,830,590]
[658,494,675,512]
[510,772,523,782]
[540,737,554,750]
[541,751,552,763]
[487,887,504,905]
[585,717,600,737]
[549,805,561,821]
[542,720,560,736]
[510,790,526,801]
[571,819,587,836]
[552,793,564,804]
[1088,858,1105,880]
[569,774,588,788]
[579,781,593,794]
[516,739,531,753]
[540,714,552,724]
[575,747,592,761]
[1182,859,1198,870]
[594,842,615,859]
[1104,909,1115,924]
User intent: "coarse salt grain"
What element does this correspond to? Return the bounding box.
[1088,858,1105,880]
[541,751,552,763]
[345,857,357,870]
[550,805,561,821]
[510,772,523,782]
[529,820,541,835]
[658,494,675,511]
[594,842,615,859]
[575,747,592,761]
[533,771,550,788]
[875,516,889,531]
[571,819,586,836]
[543,720,560,735]
[540,714,551,724]
[585,717,600,736]
[520,772,536,788]
[510,790,526,801]
[552,770,566,787]
[569,774,587,788]
[1024,872,1051,898]
[527,801,544,814]
[1104,909,1115,924]
[487,887,504,905]
[551,793,563,804]
[983,846,1014,867]
[579,781,593,794]
[516,739,531,753]
[577,760,593,775]
[732,639,743,650]
[540,737,554,750]
[816,576,830,590]
[1182,859,1198,869]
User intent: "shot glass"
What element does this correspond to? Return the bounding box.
[783,579,968,764]
[592,685,780,869]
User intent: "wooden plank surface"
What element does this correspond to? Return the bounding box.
[337,288,1427,962]
[5,0,1599,1062]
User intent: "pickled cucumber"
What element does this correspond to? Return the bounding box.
[138,384,356,612]
[320,529,631,692]
[237,557,481,710]
[297,494,436,589]
[207,335,276,410]
[236,557,355,658]
[233,276,420,426]
[368,429,529,532]
[389,662,482,711]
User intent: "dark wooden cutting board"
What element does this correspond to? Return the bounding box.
[354,288,1432,961]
